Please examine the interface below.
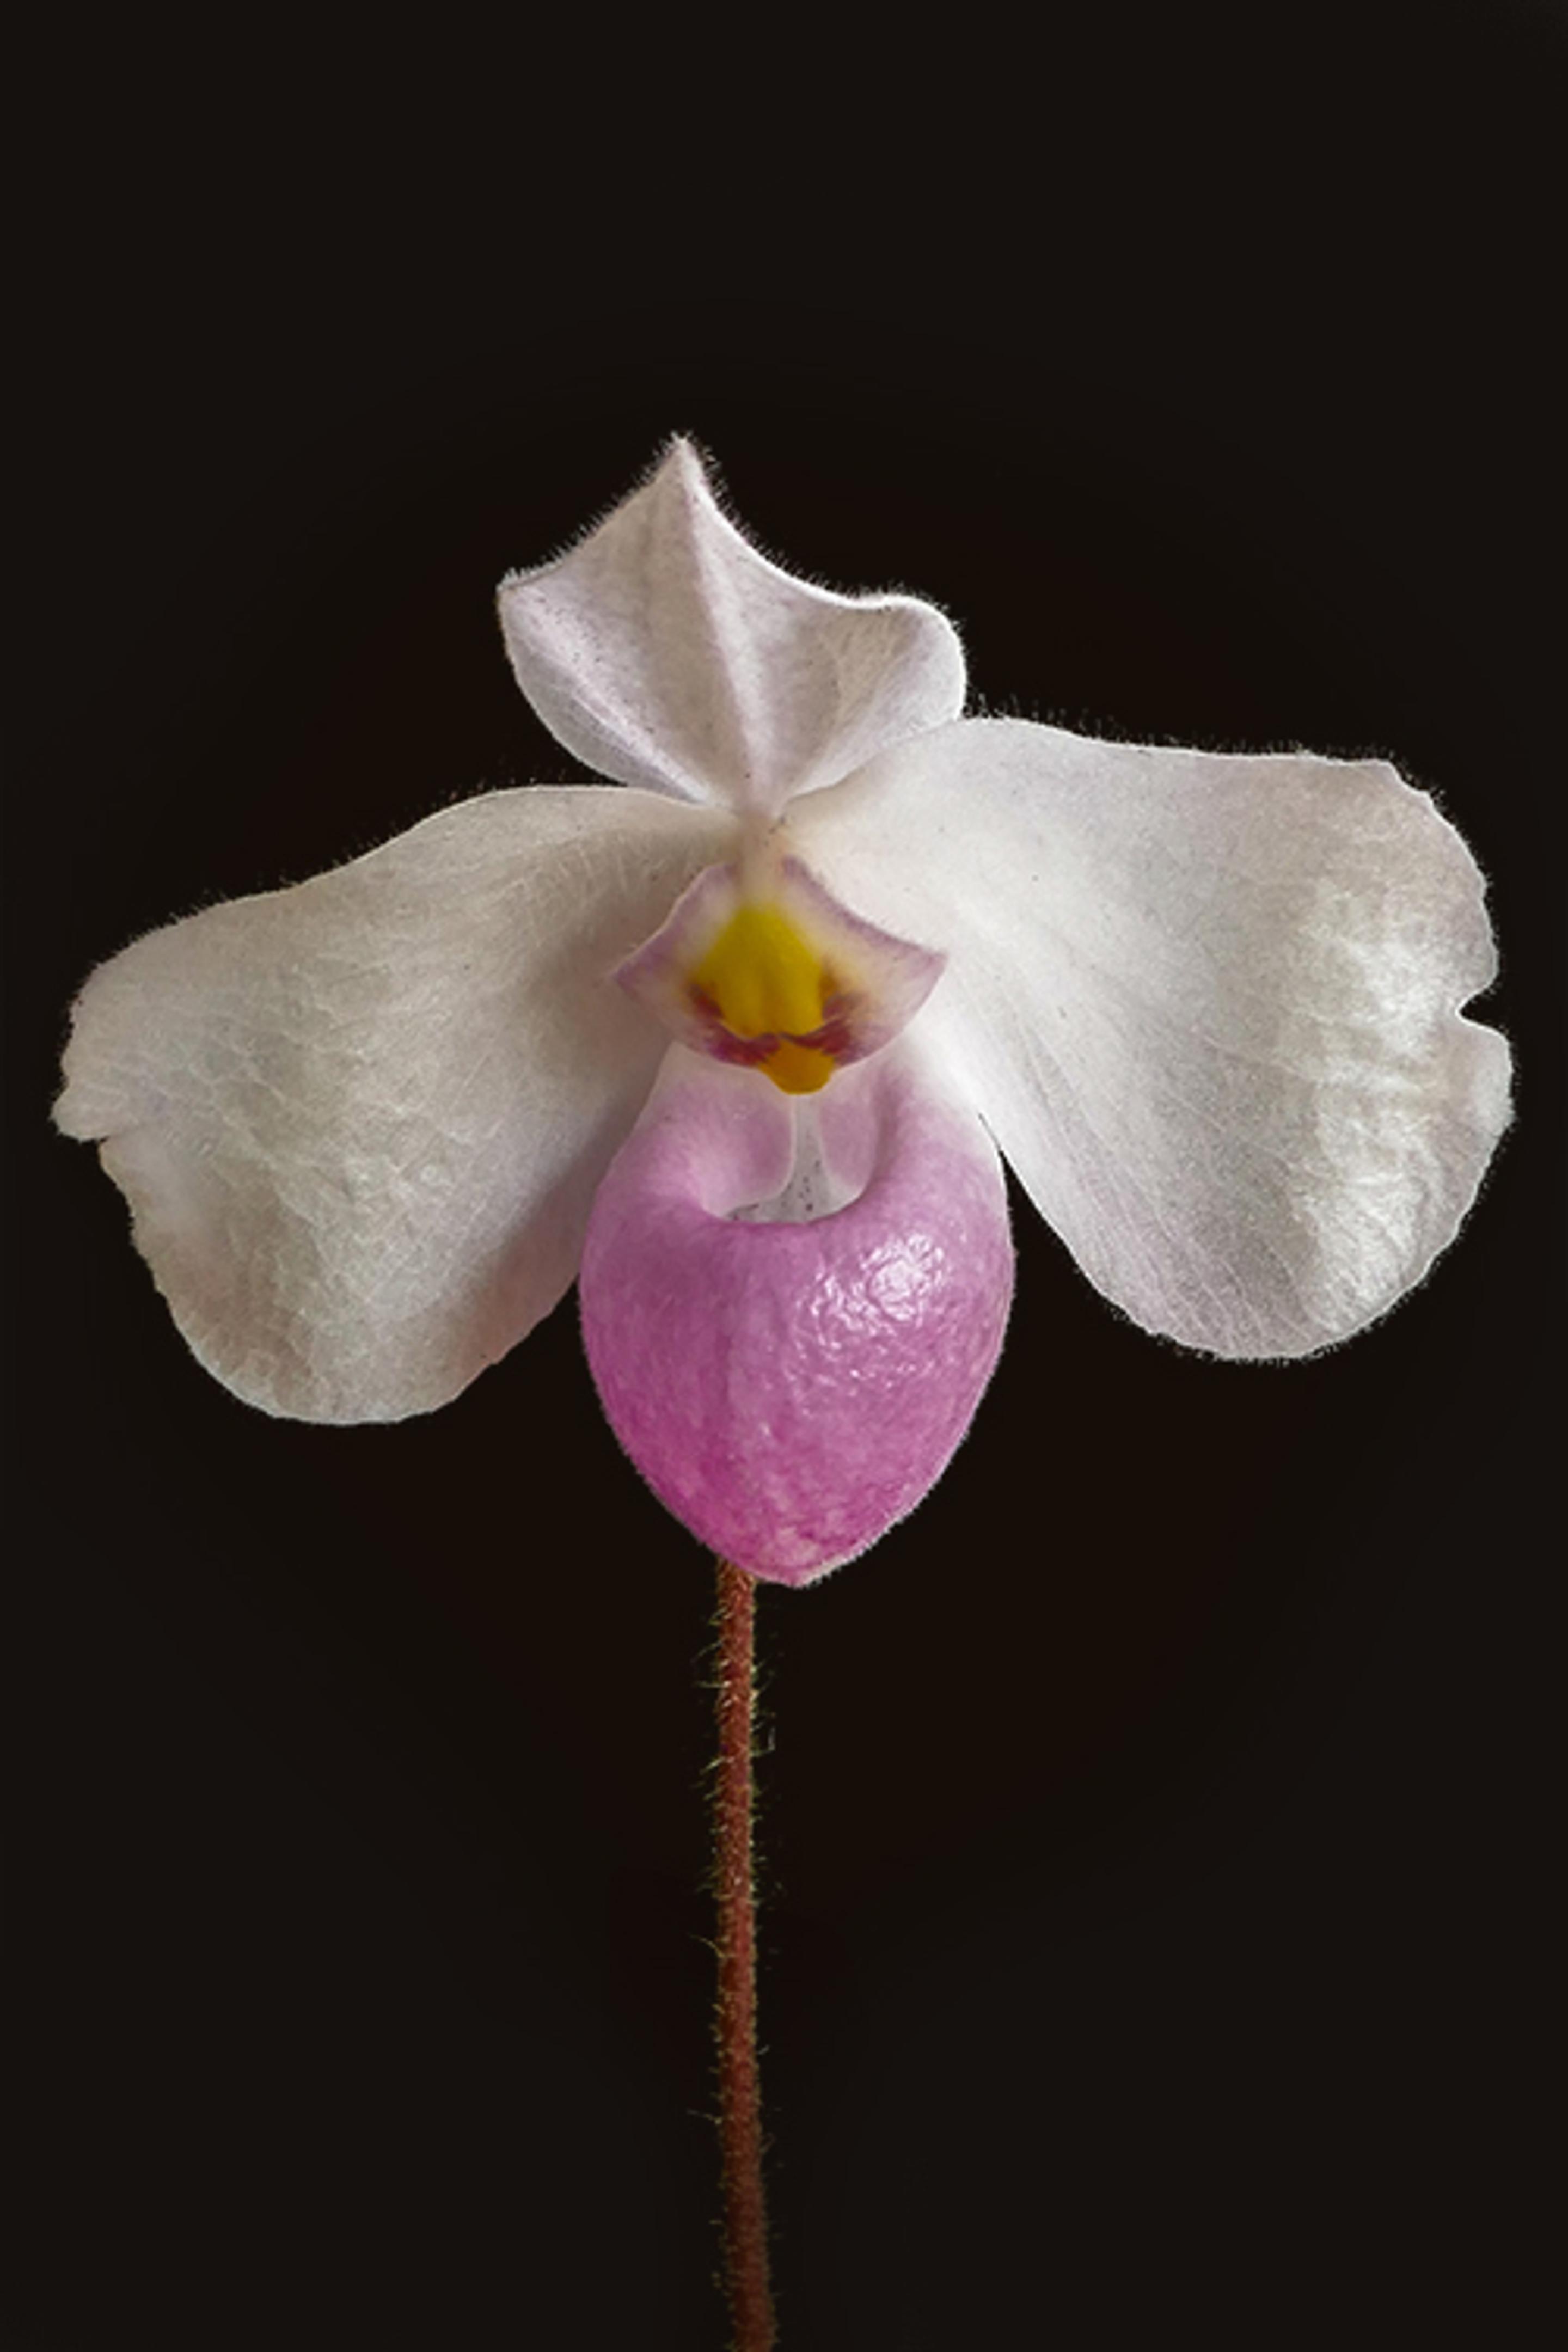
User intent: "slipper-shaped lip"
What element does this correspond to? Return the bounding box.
[578,1039,1015,1585]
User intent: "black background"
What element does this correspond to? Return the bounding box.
[10,9,1563,2345]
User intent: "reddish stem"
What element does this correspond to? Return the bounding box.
[713,1558,776,2351]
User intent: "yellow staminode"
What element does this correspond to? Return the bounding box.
[691,901,840,1096]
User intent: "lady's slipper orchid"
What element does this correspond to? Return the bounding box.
[55,442,1511,1585]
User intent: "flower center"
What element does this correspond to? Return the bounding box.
[613,850,946,1099]
[687,901,846,1096]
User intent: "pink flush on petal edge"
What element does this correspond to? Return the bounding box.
[579,846,1015,1587]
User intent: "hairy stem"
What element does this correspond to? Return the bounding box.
[712,1558,776,2351]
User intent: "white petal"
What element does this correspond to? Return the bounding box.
[56,787,736,1418]
[496,440,966,822]
[790,718,1511,1358]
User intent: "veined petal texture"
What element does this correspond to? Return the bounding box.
[579,1042,1014,1584]
[791,718,1510,1358]
[56,787,734,1418]
[497,440,966,822]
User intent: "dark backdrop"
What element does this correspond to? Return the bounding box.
[11,9,1561,2345]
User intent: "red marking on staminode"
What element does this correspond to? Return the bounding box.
[688,978,861,1076]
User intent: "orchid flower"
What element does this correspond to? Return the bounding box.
[55,442,1510,1587]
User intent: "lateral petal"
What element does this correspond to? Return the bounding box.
[790,718,1510,1358]
[56,787,734,1418]
[496,440,966,822]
